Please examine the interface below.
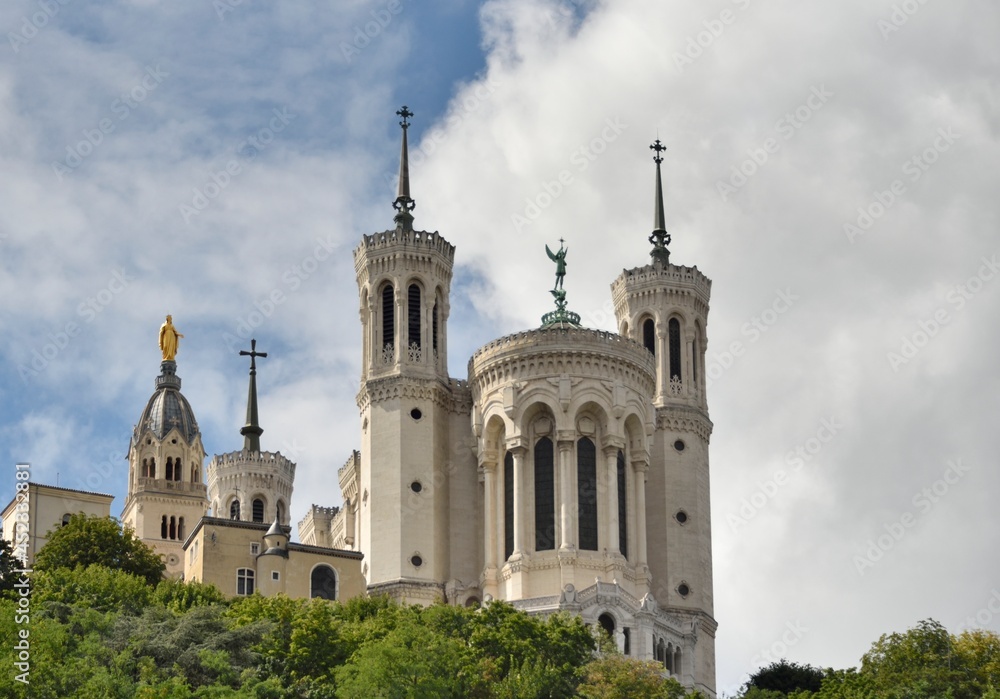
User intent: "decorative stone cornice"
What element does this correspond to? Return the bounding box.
[610,263,712,307]
[469,327,655,402]
[356,375,469,415]
[655,405,714,443]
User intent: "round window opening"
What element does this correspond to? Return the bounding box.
[674,439,685,452]
[675,510,688,524]
[410,481,422,493]
[171,438,178,444]
[411,555,423,567]
[410,408,422,420]
[678,583,690,597]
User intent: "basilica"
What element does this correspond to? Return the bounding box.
[40,108,719,696]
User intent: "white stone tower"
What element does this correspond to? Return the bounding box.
[206,339,296,526]
[122,358,209,577]
[611,140,717,694]
[353,107,478,604]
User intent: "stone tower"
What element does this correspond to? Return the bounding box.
[206,339,296,526]
[352,107,478,604]
[122,358,209,577]
[610,141,717,693]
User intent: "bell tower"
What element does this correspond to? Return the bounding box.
[353,107,471,605]
[122,319,209,577]
[611,141,717,695]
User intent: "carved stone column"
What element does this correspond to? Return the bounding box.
[557,433,575,550]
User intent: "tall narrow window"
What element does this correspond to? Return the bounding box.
[577,437,598,551]
[668,317,682,381]
[237,568,255,596]
[311,565,338,600]
[230,500,241,520]
[252,498,265,523]
[191,463,198,482]
[178,517,185,540]
[169,516,176,540]
[617,449,628,558]
[693,334,700,386]
[503,451,514,561]
[534,437,555,551]
[407,284,421,350]
[161,515,167,539]
[381,284,394,353]
[276,501,284,524]
[643,318,655,355]
[432,300,439,353]
[165,457,174,481]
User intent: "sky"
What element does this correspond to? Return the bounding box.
[1,0,999,693]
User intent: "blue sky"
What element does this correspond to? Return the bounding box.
[3,0,1000,693]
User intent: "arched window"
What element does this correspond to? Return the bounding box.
[534,437,555,551]
[668,317,682,381]
[598,613,615,639]
[165,457,174,481]
[503,451,514,560]
[408,283,421,350]
[643,318,656,355]
[617,449,627,558]
[276,501,284,524]
[149,457,156,477]
[432,299,439,354]
[252,498,265,523]
[230,500,241,520]
[577,437,598,551]
[191,463,199,482]
[178,517,185,540]
[61,513,72,527]
[169,516,176,540]
[381,284,394,354]
[310,564,338,600]
[237,568,255,596]
[161,515,167,539]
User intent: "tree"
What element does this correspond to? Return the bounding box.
[34,514,165,585]
[577,654,689,699]
[153,578,227,613]
[33,563,152,615]
[745,659,825,694]
[0,538,23,597]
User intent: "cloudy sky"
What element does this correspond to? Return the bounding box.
[2,0,998,692]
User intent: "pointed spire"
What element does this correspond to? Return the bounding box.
[392,105,416,231]
[238,339,268,453]
[648,139,671,266]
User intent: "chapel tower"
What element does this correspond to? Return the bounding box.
[352,107,478,604]
[611,141,717,693]
[122,325,209,577]
[206,339,296,527]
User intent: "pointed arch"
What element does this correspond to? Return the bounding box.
[642,316,656,355]
[380,283,395,357]
[407,282,422,350]
[668,317,682,381]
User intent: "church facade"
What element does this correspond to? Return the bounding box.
[113,108,717,696]
[296,112,718,695]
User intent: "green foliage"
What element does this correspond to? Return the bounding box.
[0,537,23,597]
[577,654,689,698]
[34,514,165,585]
[33,563,152,615]
[745,659,825,694]
[153,578,228,613]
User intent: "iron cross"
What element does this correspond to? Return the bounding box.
[650,139,667,164]
[240,339,268,374]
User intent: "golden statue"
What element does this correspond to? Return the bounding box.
[159,314,184,361]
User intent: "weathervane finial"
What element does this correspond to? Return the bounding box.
[648,139,671,266]
[238,339,268,453]
[393,106,416,230]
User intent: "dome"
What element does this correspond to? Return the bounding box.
[132,361,201,446]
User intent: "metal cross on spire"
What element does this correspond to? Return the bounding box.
[648,139,671,266]
[393,105,416,230]
[239,339,268,453]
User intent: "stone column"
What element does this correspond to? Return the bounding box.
[509,444,527,557]
[395,294,405,367]
[481,453,499,599]
[657,326,668,402]
[557,434,575,550]
[603,443,622,555]
[633,459,648,567]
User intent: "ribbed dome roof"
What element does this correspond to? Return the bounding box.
[132,361,201,446]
